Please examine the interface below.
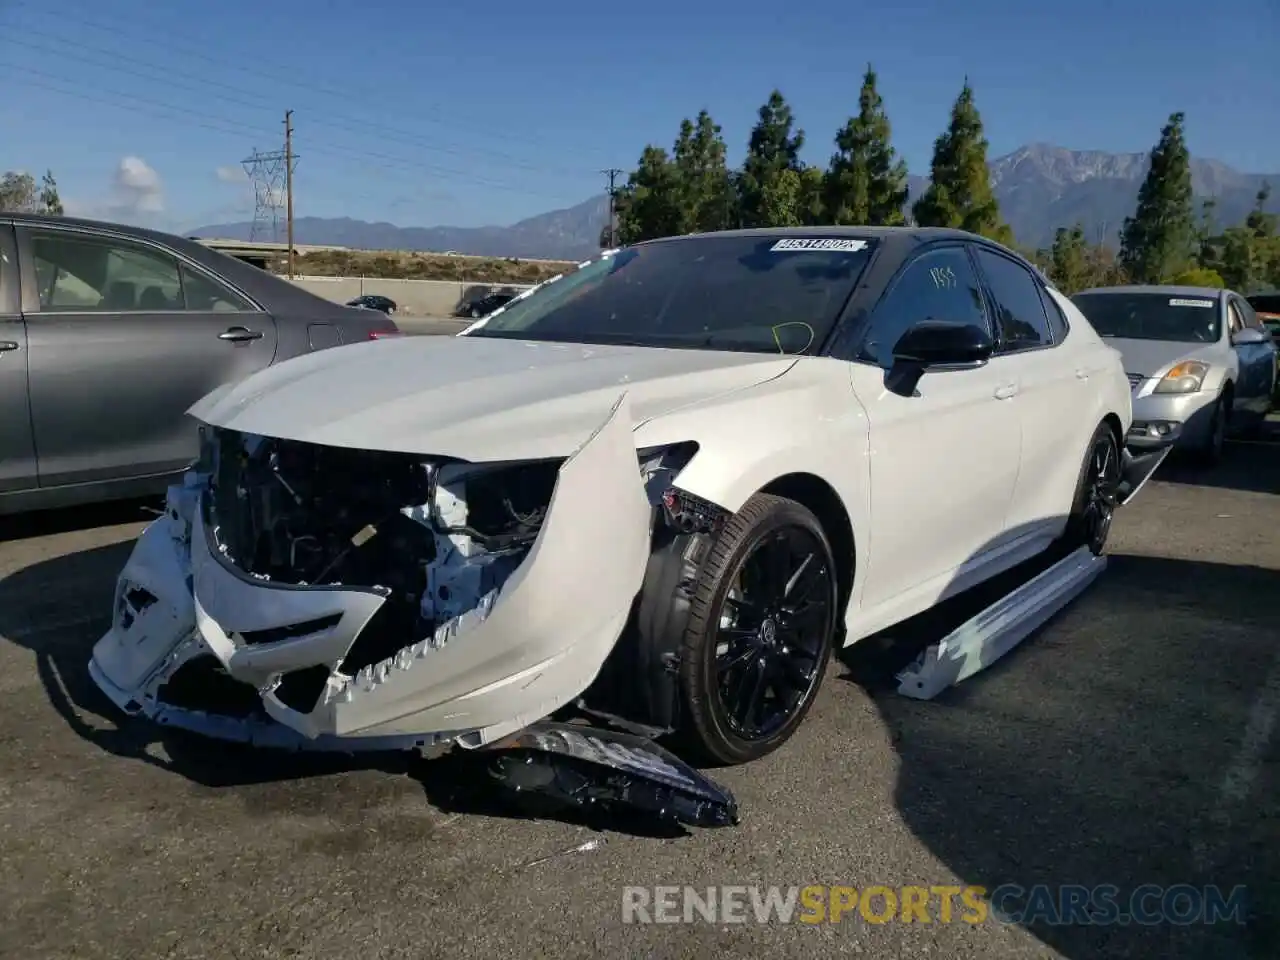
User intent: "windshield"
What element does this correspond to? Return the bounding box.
[1072,292,1221,343]
[463,235,878,354]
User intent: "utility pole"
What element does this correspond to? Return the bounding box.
[284,109,296,279]
[602,167,623,247]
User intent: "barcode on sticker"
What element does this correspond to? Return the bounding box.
[770,238,869,252]
[1169,298,1214,308]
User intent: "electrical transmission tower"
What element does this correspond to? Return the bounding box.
[241,148,288,242]
[241,114,298,246]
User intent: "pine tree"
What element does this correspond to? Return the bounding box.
[671,111,737,234]
[738,91,806,228]
[1049,224,1090,293]
[1119,112,1195,284]
[614,146,684,244]
[825,65,908,226]
[39,170,63,215]
[1245,181,1276,240]
[912,80,1011,243]
[797,167,826,226]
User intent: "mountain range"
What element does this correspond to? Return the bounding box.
[189,144,1278,260]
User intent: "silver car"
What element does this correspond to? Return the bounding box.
[1072,285,1277,463]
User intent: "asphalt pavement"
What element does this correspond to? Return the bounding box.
[395,314,473,336]
[0,433,1277,959]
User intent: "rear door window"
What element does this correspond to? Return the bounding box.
[180,264,255,312]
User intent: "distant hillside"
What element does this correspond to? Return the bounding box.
[190,145,1278,259]
[190,195,610,262]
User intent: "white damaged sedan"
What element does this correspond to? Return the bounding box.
[90,227,1171,774]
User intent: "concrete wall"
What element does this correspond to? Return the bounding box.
[288,275,535,317]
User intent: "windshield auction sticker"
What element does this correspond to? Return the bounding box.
[771,238,869,252]
[1169,298,1215,308]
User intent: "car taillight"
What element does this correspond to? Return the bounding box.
[369,330,402,340]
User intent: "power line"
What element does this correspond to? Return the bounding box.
[0,64,595,204]
[7,1,616,171]
[0,34,593,190]
[7,28,592,181]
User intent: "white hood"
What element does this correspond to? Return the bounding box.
[189,335,799,461]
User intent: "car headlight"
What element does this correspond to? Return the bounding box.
[1153,360,1210,394]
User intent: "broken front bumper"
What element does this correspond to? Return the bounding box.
[1117,427,1177,505]
[88,398,653,751]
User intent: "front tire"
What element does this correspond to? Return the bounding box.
[677,493,838,766]
[1064,422,1120,556]
[1195,395,1228,465]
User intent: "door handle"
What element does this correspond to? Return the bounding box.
[218,326,263,342]
[0,341,18,353]
[1075,368,1090,380]
[994,383,1019,400]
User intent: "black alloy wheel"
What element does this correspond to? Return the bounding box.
[1068,423,1120,556]
[714,528,833,738]
[678,493,838,765]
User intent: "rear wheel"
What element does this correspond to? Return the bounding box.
[469,305,482,318]
[1064,422,1120,556]
[677,493,838,766]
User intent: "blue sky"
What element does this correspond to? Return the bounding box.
[2,0,1277,232]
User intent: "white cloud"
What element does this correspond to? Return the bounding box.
[113,156,164,214]
[215,164,247,183]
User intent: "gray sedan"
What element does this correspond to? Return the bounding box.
[0,214,401,516]
[1072,284,1276,463]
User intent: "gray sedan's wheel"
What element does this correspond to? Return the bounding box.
[1064,422,1120,556]
[1196,396,1227,466]
[677,493,838,766]
[469,306,482,318]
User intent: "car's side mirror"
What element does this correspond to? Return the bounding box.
[1231,327,1267,346]
[886,321,993,396]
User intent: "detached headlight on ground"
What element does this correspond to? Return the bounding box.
[1153,360,1210,394]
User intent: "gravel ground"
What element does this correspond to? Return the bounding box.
[0,432,1276,959]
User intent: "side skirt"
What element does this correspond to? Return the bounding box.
[895,545,1107,701]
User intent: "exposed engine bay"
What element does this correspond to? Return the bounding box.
[205,427,565,679]
[90,409,740,828]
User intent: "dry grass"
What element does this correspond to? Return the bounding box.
[268,249,576,284]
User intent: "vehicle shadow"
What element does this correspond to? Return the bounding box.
[837,540,1279,959]
[0,496,161,543]
[1152,420,1280,495]
[0,537,687,839]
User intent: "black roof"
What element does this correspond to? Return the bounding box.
[661,225,981,243]
[637,224,1043,281]
[641,224,1027,259]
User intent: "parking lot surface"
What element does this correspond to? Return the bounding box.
[1,433,1277,959]
[394,315,472,336]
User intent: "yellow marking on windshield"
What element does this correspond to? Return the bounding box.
[771,322,816,355]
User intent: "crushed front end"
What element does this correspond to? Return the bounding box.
[87,399,739,826]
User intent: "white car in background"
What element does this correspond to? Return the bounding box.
[89,227,1168,777]
[1072,285,1278,464]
